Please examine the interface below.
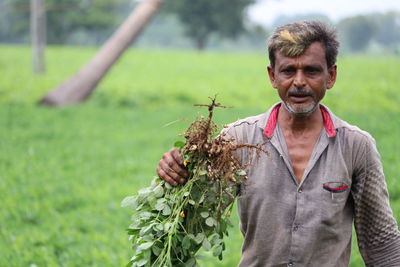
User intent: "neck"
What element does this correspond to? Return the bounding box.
[278,104,323,134]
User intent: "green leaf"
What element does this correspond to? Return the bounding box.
[130,255,139,261]
[139,224,154,236]
[126,228,140,235]
[205,217,216,227]
[188,200,195,205]
[210,234,223,246]
[213,245,223,257]
[190,186,202,202]
[165,182,172,190]
[138,241,153,251]
[162,204,171,216]
[226,217,234,227]
[187,233,195,239]
[138,187,152,196]
[164,222,172,231]
[177,234,184,241]
[157,198,166,204]
[198,193,205,204]
[152,176,162,184]
[236,169,247,176]
[220,220,228,234]
[182,235,191,249]
[153,185,164,198]
[121,196,138,209]
[151,244,162,256]
[136,258,148,266]
[194,233,205,244]
[198,169,208,176]
[183,191,190,197]
[154,202,165,211]
[148,198,158,210]
[200,211,209,218]
[155,223,164,231]
[174,140,185,148]
[139,211,153,220]
[125,260,134,267]
[202,238,211,251]
[185,258,196,267]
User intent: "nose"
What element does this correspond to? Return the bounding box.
[293,70,306,88]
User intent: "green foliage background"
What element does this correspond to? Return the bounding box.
[0,45,399,266]
[163,0,255,49]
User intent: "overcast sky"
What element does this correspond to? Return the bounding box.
[248,0,400,26]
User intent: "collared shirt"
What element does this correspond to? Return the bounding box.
[225,103,400,267]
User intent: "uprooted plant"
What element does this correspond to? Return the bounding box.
[122,97,266,267]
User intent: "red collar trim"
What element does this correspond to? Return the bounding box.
[263,103,281,138]
[320,105,336,137]
[262,104,336,138]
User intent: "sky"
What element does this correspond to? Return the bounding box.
[248,0,400,26]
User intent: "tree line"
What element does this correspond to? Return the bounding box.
[1,0,399,53]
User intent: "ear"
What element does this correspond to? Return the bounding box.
[267,65,278,88]
[326,64,337,89]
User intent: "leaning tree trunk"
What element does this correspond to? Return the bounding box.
[39,0,165,106]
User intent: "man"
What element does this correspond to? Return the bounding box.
[156,21,400,266]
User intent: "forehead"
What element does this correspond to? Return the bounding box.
[274,42,327,67]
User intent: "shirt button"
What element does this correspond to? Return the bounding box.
[293,225,299,231]
[298,189,303,193]
[288,261,294,266]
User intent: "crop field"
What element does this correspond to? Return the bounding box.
[0,45,399,266]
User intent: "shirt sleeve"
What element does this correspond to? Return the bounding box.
[352,135,400,266]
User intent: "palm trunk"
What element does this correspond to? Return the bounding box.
[39,0,165,106]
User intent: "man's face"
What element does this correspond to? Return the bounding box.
[267,42,337,117]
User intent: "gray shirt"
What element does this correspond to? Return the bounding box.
[225,103,400,267]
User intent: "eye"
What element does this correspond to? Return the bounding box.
[305,67,322,75]
[281,67,294,74]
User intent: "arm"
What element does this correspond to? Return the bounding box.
[352,136,400,266]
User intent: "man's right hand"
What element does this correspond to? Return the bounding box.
[156,148,189,186]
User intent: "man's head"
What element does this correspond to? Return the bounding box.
[268,20,339,69]
[267,21,339,117]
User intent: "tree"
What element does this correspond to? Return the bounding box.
[1,0,119,44]
[165,0,255,50]
[31,0,46,73]
[39,0,165,106]
[338,15,375,53]
[46,0,119,44]
[370,12,400,52]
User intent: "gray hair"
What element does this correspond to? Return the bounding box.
[268,20,339,68]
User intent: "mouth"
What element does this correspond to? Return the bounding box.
[288,94,312,103]
[288,90,313,103]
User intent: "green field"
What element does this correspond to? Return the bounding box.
[1,45,399,266]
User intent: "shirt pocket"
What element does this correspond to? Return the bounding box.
[322,182,350,205]
[319,181,352,236]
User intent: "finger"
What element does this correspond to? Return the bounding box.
[157,166,178,186]
[171,150,189,178]
[163,154,188,179]
[159,159,184,183]
[169,149,189,177]
[170,148,184,165]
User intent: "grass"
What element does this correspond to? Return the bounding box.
[0,45,399,266]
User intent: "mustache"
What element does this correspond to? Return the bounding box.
[288,87,313,97]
